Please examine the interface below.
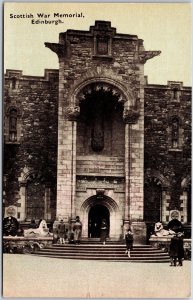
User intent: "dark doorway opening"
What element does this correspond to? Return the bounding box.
[88,204,110,238]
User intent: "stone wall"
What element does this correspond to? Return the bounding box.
[4,70,191,227]
[144,80,191,224]
[4,69,59,221]
[3,21,191,236]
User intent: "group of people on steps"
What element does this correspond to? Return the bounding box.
[3,213,185,264]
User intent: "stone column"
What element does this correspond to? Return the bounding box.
[123,108,146,244]
[56,106,79,221]
[44,185,51,221]
[124,122,131,230]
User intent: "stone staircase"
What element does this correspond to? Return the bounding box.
[34,240,170,263]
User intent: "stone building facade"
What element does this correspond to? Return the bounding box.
[3,21,191,243]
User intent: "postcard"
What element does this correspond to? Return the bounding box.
[3,2,191,298]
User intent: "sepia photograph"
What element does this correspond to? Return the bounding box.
[3,2,192,298]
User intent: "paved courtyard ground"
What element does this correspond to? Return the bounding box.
[3,254,192,298]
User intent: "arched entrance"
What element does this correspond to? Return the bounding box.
[80,194,120,239]
[88,204,109,238]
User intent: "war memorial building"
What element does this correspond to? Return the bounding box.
[4,21,191,244]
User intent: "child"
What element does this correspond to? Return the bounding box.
[125,228,134,258]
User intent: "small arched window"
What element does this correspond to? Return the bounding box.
[171,117,179,148]
[9,108,17,142]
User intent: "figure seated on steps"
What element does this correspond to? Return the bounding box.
[151,222,175,237]
[24,220,53,237]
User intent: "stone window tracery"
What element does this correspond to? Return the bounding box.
[9,108,17,142]
[5,106,22,144]
[167,114,183,151]
[171,117,179,149]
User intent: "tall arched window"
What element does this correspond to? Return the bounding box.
[9,108,17,142]
[144,180,162,223]
[26,179,45,220]
[171,117,179,148]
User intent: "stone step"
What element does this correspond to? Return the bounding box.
[38,252,169,258]
[33,254,170,263]
[44,247,166,254]
[34,243,170,262]
[53,243,153,248]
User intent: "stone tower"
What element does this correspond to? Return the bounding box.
[45,21,161,243]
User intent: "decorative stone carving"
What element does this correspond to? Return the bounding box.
[24,220,53,237]
[138,51,161,64]
[169,209,181,221]
[64,106,80,121]
[77,82,124,104]
[91,21,115,58]
[4,205,17,218]
[123,107,140,124]
[97,36,109,55]
[45,41,71,59]
[96,189,105,195]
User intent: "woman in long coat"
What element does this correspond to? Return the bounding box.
[100,219,108,245]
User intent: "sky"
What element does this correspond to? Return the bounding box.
[4,3,192,86]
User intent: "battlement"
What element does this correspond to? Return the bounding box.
[5,69,59,81]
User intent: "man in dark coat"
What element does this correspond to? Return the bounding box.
[177,232,184,266]
[169,234,179,266]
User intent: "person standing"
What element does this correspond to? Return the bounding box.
[177,232,184,266]
[169,233,178,266]
[57,219,66,244]
[100,219,108,245]
[73,216,82,244]
[125,228,134,258]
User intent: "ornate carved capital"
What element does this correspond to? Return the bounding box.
[123,108,140,124]
[138,51,161,64]
[64,106,80,121]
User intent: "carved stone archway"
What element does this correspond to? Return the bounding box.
[18,168,53,221]
[64,75,140,123]
[80,195,120,239]
[144,169,170,224]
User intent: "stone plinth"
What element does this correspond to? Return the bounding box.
[149,236,191,260]
[131,221,147,245]
[3,236,53,254]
